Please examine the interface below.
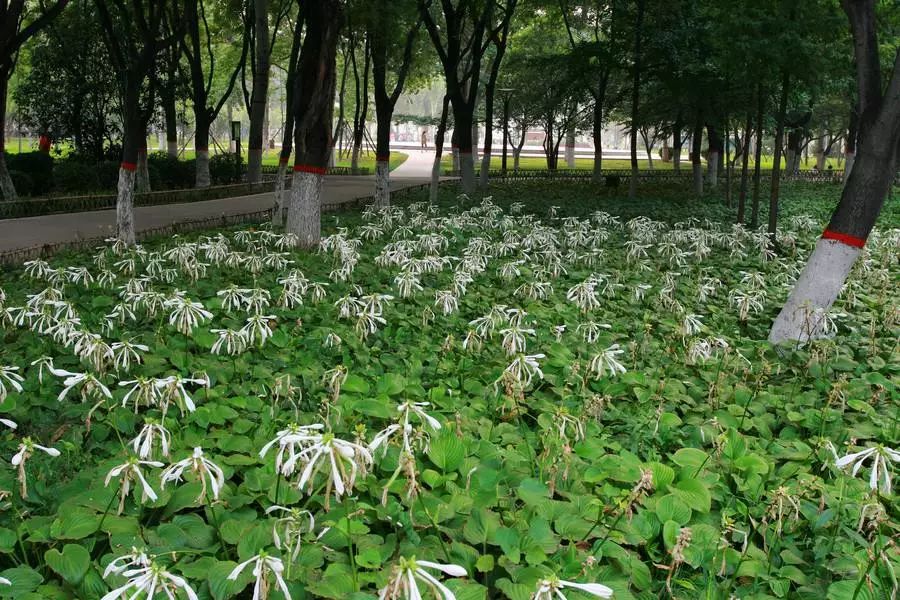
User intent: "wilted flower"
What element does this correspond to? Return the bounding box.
[587,344,627,379]
[12,437,61,497]
[165,293,213,335]
[227,552,291,600]
[131,420,172,459]
[105,456,164,514]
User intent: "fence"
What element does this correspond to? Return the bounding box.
[443,167,850,184]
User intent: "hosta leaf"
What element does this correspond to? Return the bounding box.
[671,479,711,513]
[44,544,91,585]
[427,430,465,472]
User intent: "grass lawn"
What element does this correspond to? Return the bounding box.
[0,180,896,598]
[440,154,845,171]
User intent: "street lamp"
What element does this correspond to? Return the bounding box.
[498,88,515,177]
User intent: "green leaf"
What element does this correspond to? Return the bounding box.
[671,479,711,513]
[377,373,406,396]
[0,567,43,597]
[427,430,465,472]
[671,448,708,471]
[646,461,675,489]
[342,374,370,395]
[516,478,550,506]
[44,544,91,585]
[50,508,100,540]
[655,494,692,525]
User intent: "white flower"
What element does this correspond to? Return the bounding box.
[211,328,249,356]
[100,559,199,600]
[370,401,441,455]
[102,547,151,578]
[52,368,112,403]
[502,354,545,388]
[161,447,226,502]
[131,420,172,459]
[111,339,149,373]
[500,325,535,357]
[227,553,291,600]
[118,377,160,411]
[0,366,24,401]
[434,290,458,316]
[259,423,326,476]
[531,576,613,599]
[588,344,627,379]
[165,292,213,335]
[241,315,276,347]
[291,431,372,507]
[155,375,208,415]
[11,437,61,498]
[105,456,164,513]
[835,445,900,494]
[378,556,467,600]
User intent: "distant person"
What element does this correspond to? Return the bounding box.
[38,133,51,154]
[421,129,428,149]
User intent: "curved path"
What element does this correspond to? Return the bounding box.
[0,175,435,257]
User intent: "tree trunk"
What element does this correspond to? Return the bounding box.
[768,71,790,243]
[641,129,654,169]
[273,159,288,225]
[350,34,370,176]
[0,72,17,201]
[453,104,476,195]
[430,94,450,204]
[565,127,576,168]
[136,142,151,193]
[706,123,721,188]
[750,85,764,228]
[814,132,827,170]
[628,0,644,199]
[672,115,682,173]
[737,110,752,223]
[374,110,391,207]
[284,0,342,246]
[164,92,178,157]
[247,0,271,184]
[116,87,143,244]
[843,106,858,182]
[691,116,703,195]
[591,100,603,182]
[195,119,211,188]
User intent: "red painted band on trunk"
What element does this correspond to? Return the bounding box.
[376,154,391,161]
[195,147,209,152]
[121,162,137,172]
[293,164,327,175]
[822,229,866,248]
[279,156,290,165]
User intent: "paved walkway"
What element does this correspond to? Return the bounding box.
[391,149,436,177]
[0,175,432,255]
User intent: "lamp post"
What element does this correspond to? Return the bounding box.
[498,88,514,177]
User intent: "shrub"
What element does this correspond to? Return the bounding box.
[605,175,621,188]
[97,161,121,191]
[147,152,195,189]
[8,170,34,197]
[209,153,244,185]
[53,160,101,193]
[7,152,54,195]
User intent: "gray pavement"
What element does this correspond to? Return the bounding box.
[0,175,432,255]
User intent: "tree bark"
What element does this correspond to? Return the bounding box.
[770,0,900,343]
[430,93,450,204]
[706,123,722,188]
[691,116,703,195]
[737,110,752,223]
[672,114,682,173]
[247,0,271,184]
[843,105,858,182]
[273,8,304,225]
[349,33,370,176]
[628,0,644,199]
[768,71,790,243]
[591,100,603,182]
[565,127,576,169]
[285,0,342,246]
[0,71,17,201]
[750,85,764,228]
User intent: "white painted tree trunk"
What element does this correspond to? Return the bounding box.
[374,160,390,208]
[459,152,475,195]
[351,143,361,173]
[513,149,520,172]
[479,150,492,188]
[769,238,860,344]
[195,150,211,188]
[451,147,460,174]
[136,151,151,193]
[565,128,576,168]
[272,160,288,225]
[707,151,719,187]
[116,167,137,245]
[430,149,442,205]
[285,170,323,248]
[843,152,855,183]
[167,140,178,158]
[0,153,16,201]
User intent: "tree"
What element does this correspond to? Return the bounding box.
[769,0,900,343]
[419,0,495,195]
[0,0,69,200]
[348,26,371,175]
[370,0,420,206]
[284,0,342,247]
[478,0,516,188]
[246,0,293,183]
[95,0,174,244]
[182,0,248,187]
[272,3,303,225]
[13,1,118,162]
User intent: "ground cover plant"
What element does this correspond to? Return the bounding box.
[0,182,897,599]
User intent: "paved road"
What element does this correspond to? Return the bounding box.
[0,175,432,255]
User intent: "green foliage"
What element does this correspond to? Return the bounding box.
[209,153,245,185]
[6,152,53,195]
[52,160,101,194]
[0,182,897,599]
